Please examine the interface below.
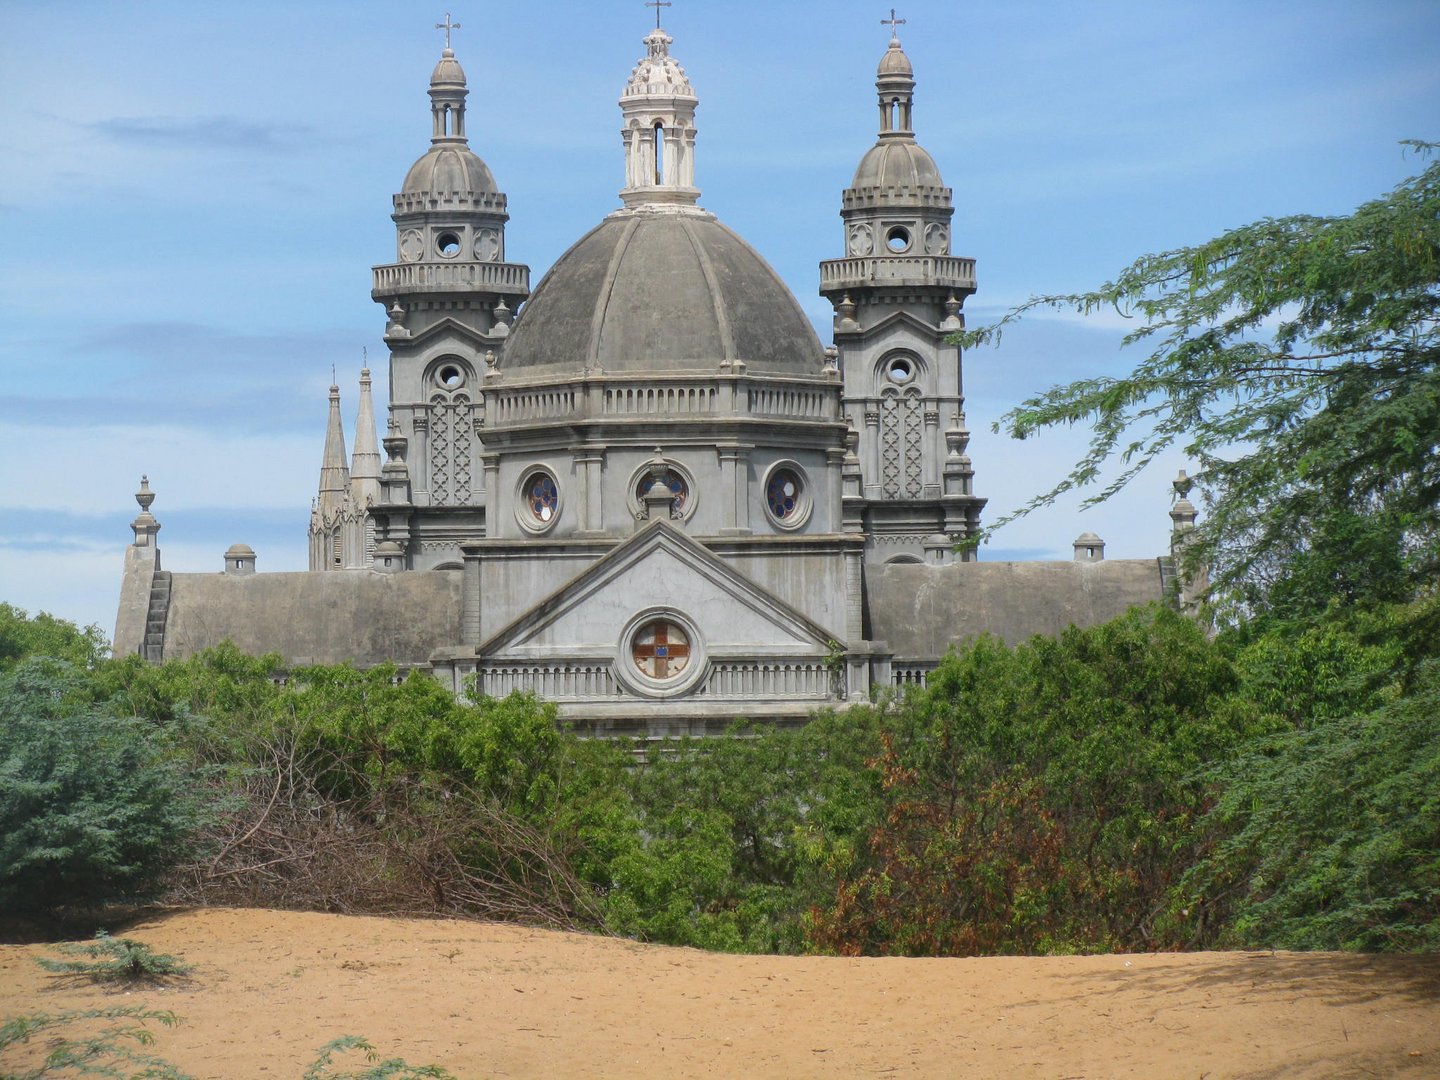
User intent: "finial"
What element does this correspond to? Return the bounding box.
[882,7,906,41]
[1173,469,1194,500]
[362,345,367,364]
[645,0,672,30]
[135,475,155,512]
[331,363,336,384]
[435,12,461,51]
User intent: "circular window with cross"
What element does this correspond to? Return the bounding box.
[616,609,707,699]
[631,619,691,680]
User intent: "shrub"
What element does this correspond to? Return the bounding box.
[0,660,208,919]
[37,932,191,983]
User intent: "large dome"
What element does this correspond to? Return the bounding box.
[503,211,823,377]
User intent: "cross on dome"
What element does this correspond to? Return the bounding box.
[882,7,906,40]
[645,0,671,30]
[435,12,461,51]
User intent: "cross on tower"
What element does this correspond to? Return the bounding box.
[645,0,671,30]
[435,12,461,49]
[882,7,906,37]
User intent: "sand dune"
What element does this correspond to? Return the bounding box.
[2,908,1437,1079]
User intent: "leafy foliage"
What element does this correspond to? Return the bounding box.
[809,607,1266,954]
[301,1037,456,1080]
[1186,659,1440,951]
[0,660,208,919]
[0,1008,190,1080]
[37,933,191,984]
[958,143,1440,615]
[0,605,108,673]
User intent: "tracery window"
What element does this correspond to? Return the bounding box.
[879,387,924,499]
[426,359,476,507]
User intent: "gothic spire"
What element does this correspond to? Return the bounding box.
[316,381,351,519]
[350,367,382,508]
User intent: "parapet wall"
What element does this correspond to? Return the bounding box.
[867,558,1168,657]
[157,569,463,666]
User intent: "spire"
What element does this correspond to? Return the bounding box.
[317,381,351,518]
[350,367,382,508]
[618,15,700,208]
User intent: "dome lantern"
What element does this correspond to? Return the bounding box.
[618,15,701,208]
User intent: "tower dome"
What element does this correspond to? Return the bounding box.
[395,45,500,207]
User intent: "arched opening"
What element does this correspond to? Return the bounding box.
[653,121,665,184]
[890,98,900,130]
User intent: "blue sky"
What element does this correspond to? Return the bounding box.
[2,0,1436,638]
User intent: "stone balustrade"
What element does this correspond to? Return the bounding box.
[372,261,530,296]
[485,374,842,427]
[466,657,840,703]
[819,255,976,292]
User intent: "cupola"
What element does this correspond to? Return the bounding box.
[618,17,700,208]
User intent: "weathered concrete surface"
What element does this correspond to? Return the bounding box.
[161,569,462,666]
[867,558,1167,655]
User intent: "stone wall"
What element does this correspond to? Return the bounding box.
[867,558,1168,657]
[159,569,463,666]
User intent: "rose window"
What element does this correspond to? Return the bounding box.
[631,619,691,680]
[526,473,558,523]
[766,469,802,520]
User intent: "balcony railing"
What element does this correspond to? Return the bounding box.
[372,261,530,296]
[819,255,976,292]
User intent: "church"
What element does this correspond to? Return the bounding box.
[113,14,1193,736]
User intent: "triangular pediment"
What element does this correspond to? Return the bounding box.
[476,521,838,659]
[853,309,948,342]
[404,317,497,350]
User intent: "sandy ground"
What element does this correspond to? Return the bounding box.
[1,908,1437,1079]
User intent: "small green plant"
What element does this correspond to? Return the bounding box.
[0,1007,192,1079]
[302,1036,458,1080]
[37,933,191,984]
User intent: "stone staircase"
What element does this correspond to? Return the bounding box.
[142,570,172,662]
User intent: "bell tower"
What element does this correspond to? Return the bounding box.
[369,22,531,571]
[821,17,985,565]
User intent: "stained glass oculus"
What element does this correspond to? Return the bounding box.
[526,472,558,523]
[766,468,802,520]
[631,619,691,680]
[636,468,688,517]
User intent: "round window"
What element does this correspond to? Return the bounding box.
[436,364,465,390]
[636,468,688,517]
[524,472,558,524]
[886,226,911,253]
[631,619,692,681]
[885,356,915,384]
[766,469,802,520]
[436,231,462,258]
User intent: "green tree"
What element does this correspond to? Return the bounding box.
[0,660,208,919]
[0,604,108,672]
[809,607,1264,955]
[959,144,1440,616]
[1185,661,1440,951]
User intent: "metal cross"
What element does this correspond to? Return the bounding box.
[435,12,461,49]
[645,0,671,30]
[882,7,906,36]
